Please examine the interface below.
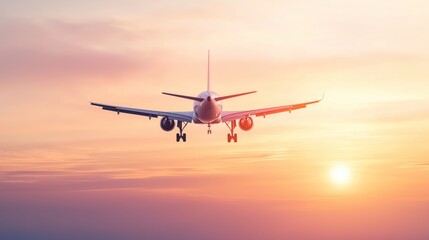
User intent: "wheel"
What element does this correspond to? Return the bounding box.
[233,133,237,143]
[183,133,187,142]
[176,133,180,142]
[227,134,231,143]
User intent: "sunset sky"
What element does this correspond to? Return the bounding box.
[1,0,429,239]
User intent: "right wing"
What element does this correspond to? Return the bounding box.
[221,97,322,122]
[90,102,193,123]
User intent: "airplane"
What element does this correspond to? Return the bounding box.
[90,51,323,143]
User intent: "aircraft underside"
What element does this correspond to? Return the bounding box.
[161,116,253,143]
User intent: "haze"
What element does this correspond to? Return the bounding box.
[1,1,429,239]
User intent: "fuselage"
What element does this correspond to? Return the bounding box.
[192,91,222,124]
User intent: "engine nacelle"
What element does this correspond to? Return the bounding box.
[239,117,253,131]
[160,117,175,131]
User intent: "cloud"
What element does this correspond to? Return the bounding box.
[400,162,429,169]
[2,175,429,240]
[0,188,307,240]
[0,18,146,82]
[333,99,429,124]
[0,168,241,193]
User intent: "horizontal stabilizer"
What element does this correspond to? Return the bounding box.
[162,92,204,102]
[215,91,257,101]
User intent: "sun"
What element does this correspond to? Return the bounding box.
[330,164,351,186]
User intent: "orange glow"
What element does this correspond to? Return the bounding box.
[1,1,429,239]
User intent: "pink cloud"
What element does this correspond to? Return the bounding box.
[0,18,147,82]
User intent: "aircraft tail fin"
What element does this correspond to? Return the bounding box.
[215,91,257,101]
[207,49,211,92]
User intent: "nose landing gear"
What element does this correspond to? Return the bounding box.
[207,123,212,134]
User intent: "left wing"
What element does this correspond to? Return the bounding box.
[90,102,193,123]
[221,97,322,122]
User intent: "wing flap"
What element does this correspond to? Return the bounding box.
[254,105,306,117]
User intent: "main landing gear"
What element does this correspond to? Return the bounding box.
[225,120,238,143]
[176,121,188,142]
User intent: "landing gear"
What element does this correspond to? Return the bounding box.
[207,123,212,134]
[176,121,188,142]
[176,133,186,142]
[227,133,237,143]
[225,120,238,143]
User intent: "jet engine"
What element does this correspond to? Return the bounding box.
[239,117,253,131]
[160,117,175,131]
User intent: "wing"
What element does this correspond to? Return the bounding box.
[90,102,193,123]
[221,97,322,122]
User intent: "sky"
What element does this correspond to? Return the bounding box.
[1,0,429,239]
